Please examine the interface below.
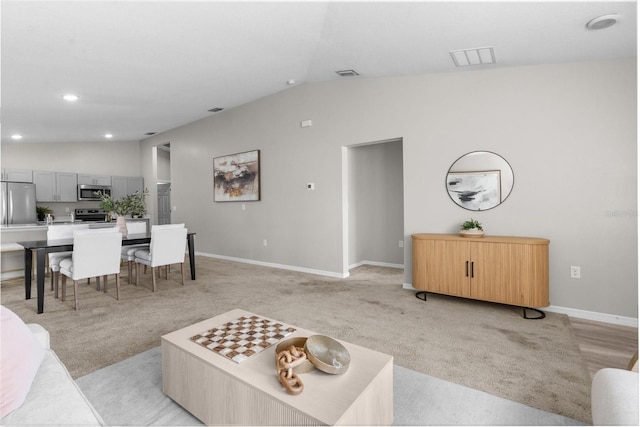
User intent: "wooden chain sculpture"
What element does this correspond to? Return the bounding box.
[276,345,307,395]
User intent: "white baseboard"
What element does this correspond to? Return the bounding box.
[349,260,404,270]
[0,271,24,282]
[545,305,638,328]
[401,284,638,328]
[197,252,348,278]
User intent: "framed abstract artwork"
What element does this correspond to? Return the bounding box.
[446,170,501,211]
[213,150,260,202]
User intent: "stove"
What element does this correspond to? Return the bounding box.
[74,208,107,222]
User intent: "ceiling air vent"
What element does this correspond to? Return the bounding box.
[144,132,156,136]
[208,107,224,113]
[450,47,496,67]
[335,69,359,77]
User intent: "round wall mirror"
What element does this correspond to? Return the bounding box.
[446,151,514,211]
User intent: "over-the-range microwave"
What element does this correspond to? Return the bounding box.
[77,184,111,201]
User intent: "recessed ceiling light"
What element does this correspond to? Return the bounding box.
[104,134,113,139]
[62,94,79,101]
[11,134,23,140]
[287,79,296,85]
[586,14,620,30]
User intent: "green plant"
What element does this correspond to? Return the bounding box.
[36,206,53,221]
[95,188,148,218]
[461,218,483,231]
[36,206,52,215]
[95,191,116,214]
[127,188,149,217]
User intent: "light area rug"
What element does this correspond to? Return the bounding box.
[76,346,585,426]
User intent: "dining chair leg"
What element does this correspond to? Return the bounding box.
[54,273,59,298]
[164,265,168,280]
[127,261,132,284]
[50,270,54,291]
[73,280,79,310]
[95,276,101,291]
[180,262,185,286]
[136,263,140,286]
[61,275,67,301]
[116,273,120,300]
[103,275,108,293]
[152,267,157,292]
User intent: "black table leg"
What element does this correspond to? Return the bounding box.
[187,234,196,280]
[36,248,46,314]
[24,248,33,299]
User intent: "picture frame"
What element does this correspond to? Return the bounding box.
[213,150,260,202]
[446,170,501,211]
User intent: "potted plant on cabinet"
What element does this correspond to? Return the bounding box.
[459,218,484,237]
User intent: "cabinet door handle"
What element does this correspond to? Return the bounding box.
[471,262,475,278]
[465,261,469,277]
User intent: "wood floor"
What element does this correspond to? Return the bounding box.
[570,317,638,378]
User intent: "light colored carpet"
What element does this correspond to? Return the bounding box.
[0,256,593,423]
[76,346,585,426]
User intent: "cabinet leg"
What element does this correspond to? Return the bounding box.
[415,291,427,301]
[522,307,546,319]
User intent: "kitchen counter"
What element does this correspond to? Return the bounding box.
[1,218,149,232]
[1,223,49,231]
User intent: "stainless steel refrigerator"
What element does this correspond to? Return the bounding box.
[1,182,37,225]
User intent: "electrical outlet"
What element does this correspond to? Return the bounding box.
[570,266,581,279]
[399,240,404,248]
[263,239,268,247]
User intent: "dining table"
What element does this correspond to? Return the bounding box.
[17,232,196,314]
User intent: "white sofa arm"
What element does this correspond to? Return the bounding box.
[592,368,639,426]
[26,323,50,349]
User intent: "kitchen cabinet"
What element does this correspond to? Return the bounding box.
[77,174,111,186]
[112,176,144,200]
[412,234,549,308]
[1,168,33,183]
[33,171,78,202]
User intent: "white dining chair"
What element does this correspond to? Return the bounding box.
[134,224,187,292]
[120,221,149,284]
[47,224,90,296]
[58,228,122,310]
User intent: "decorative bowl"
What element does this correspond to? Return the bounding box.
[304,335,350,375]
[459,229,485,238]
[275,337,315,374]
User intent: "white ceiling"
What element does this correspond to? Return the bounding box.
[1,1,636,145]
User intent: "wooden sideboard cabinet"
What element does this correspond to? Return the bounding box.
[412,234,550,308]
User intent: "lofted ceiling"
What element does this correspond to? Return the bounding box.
[1,1,636,145]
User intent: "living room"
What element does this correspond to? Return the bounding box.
[1,1,637,425]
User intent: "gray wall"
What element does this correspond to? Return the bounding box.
[348,140,404,267]
[141,59,636,318]
[3,59,636,319]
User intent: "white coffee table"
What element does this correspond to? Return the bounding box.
[161,308,393,425]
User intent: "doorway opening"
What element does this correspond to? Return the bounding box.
[344,138,404,275]
[155,143,171,224]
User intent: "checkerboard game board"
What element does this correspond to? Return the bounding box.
[190,315,297,363]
